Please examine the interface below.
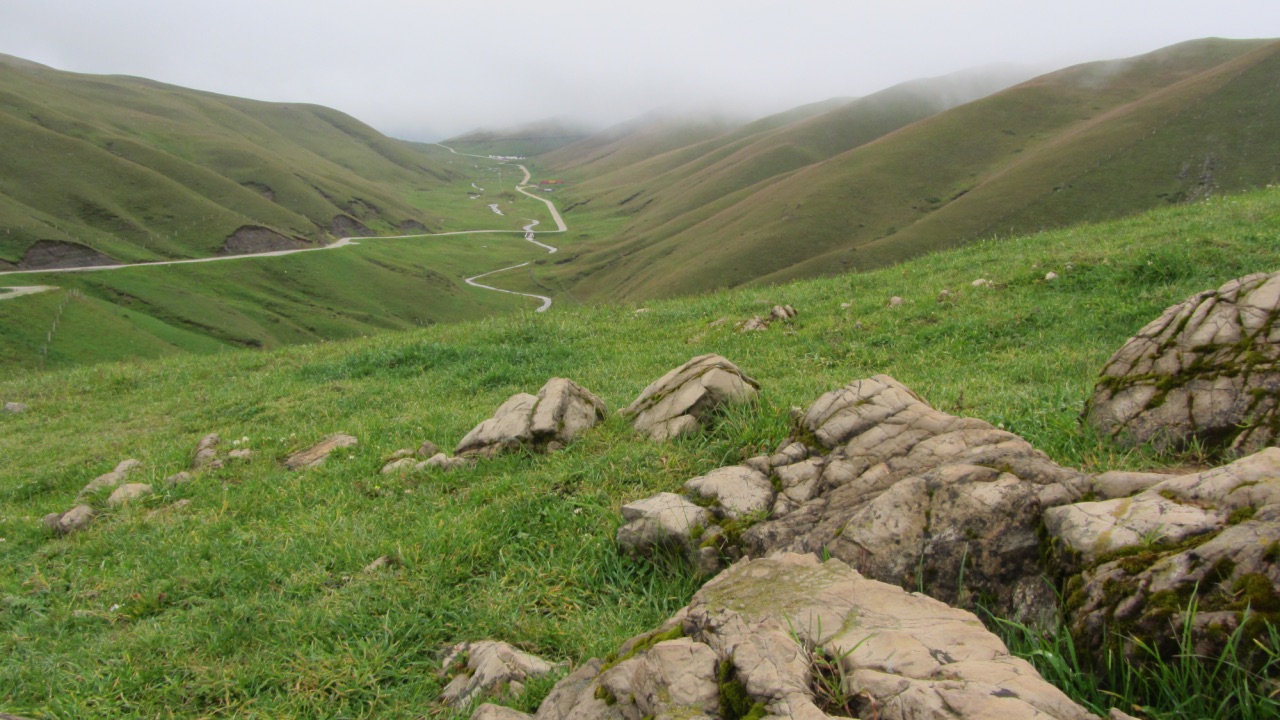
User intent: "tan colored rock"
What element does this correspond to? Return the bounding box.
[361,555,400,574]
[440,641,559,707]
[78,459,143,497]
[108,483,153,507]
[971,278,992,288]
[631,638,720,717]
[456,379,606,458]
[381,458,416,474]
[166,471,193,485]
[2,401,28,414]
[1045,494,1224,562]
[733,375,1085,621]
[284,433,357,470]
[1086,271,1280,455]
[683,466,774,520]
[470,704,533,720]
[769,304,797,321]
[1045,271,1059,281]
[1089,471,1174,499]
[617,492,711,556]
[43,504,96,535]
[887,296,904,307]
[621,355,759,441]
[417,453,472,471]
[738,316,769,332]
[192,433,221,469]
[1056,449,1280,660]
[417,440,441,458]
[531,554,1097,720]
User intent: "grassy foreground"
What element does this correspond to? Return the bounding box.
[2,188,1280,718]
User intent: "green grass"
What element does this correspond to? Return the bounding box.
[989,599,1280,719]
[2,187,1279,717]
[0,151,566,371]
[0,232,552,370]
[0,54,461,266]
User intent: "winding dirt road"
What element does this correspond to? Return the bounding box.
[0,146,565,312]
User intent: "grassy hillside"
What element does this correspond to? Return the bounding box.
[538,38,1280,301]
[0,152,561,371]
[2,185,1278,718]
[0,55,463,268]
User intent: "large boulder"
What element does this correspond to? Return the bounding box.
[1048,449,1280,659]
[736,376,1087,621]
[456,378,606,458]
[1085,271,1280,455]
[620,355,759,441]
[531,554,1098,720]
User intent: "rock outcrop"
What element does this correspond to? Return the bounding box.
[620,355,759,441]
[1086,271,1280,455]
[78,459,144,498]
[623,375,1087,621]
[1048,449,1280,658]
[516,554,1096,720]
[284,434,358,470]
[456,378,606,458]
[440,641,559,708]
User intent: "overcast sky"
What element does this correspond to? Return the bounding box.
[1,1,1277,141]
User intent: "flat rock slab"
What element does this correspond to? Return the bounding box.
[284,433,357,470]
[1086,271,1280,455]
[621,354,759,441]
[683,465,774,520]
[2,401,27,414]
[456,378,606,458]
[532,553,1097,720]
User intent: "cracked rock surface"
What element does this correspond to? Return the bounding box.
[741,375,1088,622]
[621,354,759,441]
[1086,271,1280,455]
[440,641,558,707]
[513,554,1095,720]
[456,378,606,458]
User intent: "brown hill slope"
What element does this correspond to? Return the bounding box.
[540,38,1279,300]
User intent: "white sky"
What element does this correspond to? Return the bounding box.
[1,0,1277,140]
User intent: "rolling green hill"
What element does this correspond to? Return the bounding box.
[538,38,1280,300]
[0,55,463,269]
[1,185,1278,718]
